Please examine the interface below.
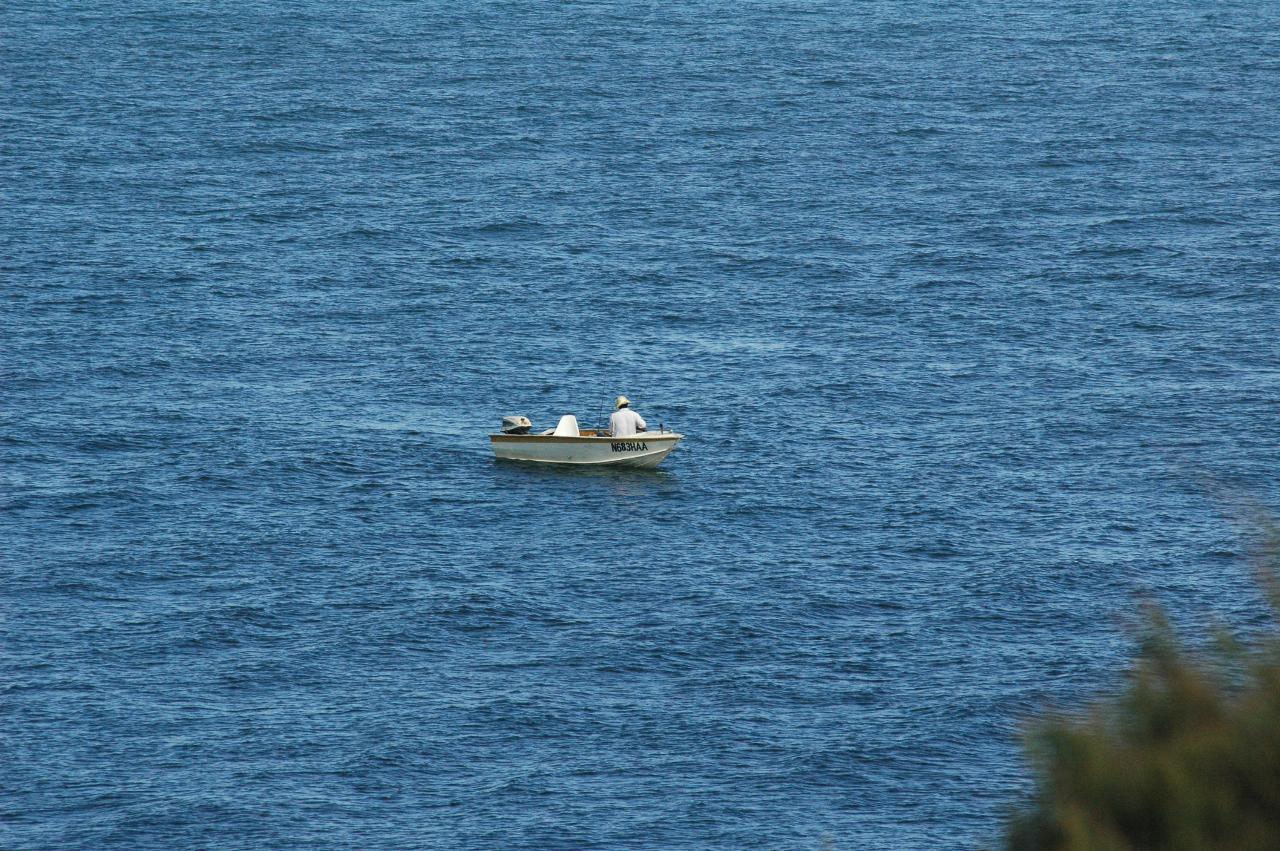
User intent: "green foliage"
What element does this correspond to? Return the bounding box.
[1005,531,1280,851]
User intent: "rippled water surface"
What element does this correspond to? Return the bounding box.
[5,1,1280,847]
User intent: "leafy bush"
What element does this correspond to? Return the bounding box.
[1005,531,1280,851]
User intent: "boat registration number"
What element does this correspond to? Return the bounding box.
[611,441,649,452]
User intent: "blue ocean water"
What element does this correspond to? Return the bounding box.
[4,0,1279,847]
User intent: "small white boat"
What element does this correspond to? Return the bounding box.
[490,415,683,468]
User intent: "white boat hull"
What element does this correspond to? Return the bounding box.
[490,432,682,467]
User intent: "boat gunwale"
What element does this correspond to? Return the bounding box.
[489,433,683,443]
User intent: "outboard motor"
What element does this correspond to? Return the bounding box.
[500,415,532,435]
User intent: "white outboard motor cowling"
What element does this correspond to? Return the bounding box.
[501,415,532,434]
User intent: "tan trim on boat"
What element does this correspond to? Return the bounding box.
[489,433,683,443]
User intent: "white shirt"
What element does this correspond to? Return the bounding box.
[609,407,647,437]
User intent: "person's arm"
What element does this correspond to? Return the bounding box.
[636,413,647,432]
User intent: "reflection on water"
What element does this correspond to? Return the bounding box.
[489,457,680,502]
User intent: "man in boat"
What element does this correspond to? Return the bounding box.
[608,395,647,437]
